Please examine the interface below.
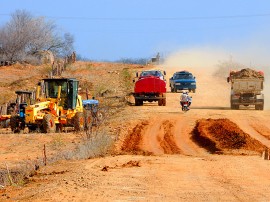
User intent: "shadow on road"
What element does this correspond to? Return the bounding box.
[192,106,230,110]
[192,106,257,110]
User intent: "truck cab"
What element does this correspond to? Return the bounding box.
[137,70,166,81]
[169,71,196,93]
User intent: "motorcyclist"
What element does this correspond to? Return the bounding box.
[180,91,192,110]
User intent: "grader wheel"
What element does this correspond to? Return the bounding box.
[42,114,56,133]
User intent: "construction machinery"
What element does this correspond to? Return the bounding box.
[0,90,34,129]
[11,78,84,133]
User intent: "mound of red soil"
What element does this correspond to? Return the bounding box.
[192,118,266,154]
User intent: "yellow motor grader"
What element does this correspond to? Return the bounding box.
[12,78,85,133]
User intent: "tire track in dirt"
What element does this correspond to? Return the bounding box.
[250,122,270,140]
[158,120,181,154]
[121,118,182,155]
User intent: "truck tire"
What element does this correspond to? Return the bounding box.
[135,99,140,106]
[192,89,196,93]
[162,99,166,106]
[231,102,239,110]
[135,99,143,106]
[255,104,264,110]
[42,114,56,133]
[174,86,177,93]
[158,99,163,106]
[171,85,177,93]
[74,112,85,132]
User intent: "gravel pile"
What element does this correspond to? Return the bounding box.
[231,68,264,79]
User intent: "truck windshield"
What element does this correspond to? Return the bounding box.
[174,74,193,79]
[140,71,161,77]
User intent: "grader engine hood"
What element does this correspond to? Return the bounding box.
[25,101,50,123]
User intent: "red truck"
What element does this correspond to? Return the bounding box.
[133,70,166,106]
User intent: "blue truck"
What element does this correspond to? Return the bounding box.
[169,71,196,93]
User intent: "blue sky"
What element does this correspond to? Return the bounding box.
[1,0,270,61]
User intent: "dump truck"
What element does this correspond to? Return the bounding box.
[133,70,166,106]
[227,68,264,110]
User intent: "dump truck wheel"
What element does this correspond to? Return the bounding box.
[42,114,56,133]
[10,115,19,133]
[74,112,85,132]
[255,104,264,110]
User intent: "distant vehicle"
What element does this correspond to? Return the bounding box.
[133,70,166,106]
[227,68,264,110]
[169,71,196,93]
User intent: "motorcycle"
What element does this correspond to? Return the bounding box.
[181,101,189,112]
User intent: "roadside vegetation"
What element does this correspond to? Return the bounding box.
[0,10,74,64]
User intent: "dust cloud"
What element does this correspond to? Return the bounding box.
[161,47,229,76]
[161,46,269,109]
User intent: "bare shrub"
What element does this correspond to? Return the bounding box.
[0,10,74,63]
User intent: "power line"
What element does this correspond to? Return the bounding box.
[0,13,270,21]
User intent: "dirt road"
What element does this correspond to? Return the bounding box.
[1,65,270,201]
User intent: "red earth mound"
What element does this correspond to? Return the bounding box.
[192,118,266,154]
